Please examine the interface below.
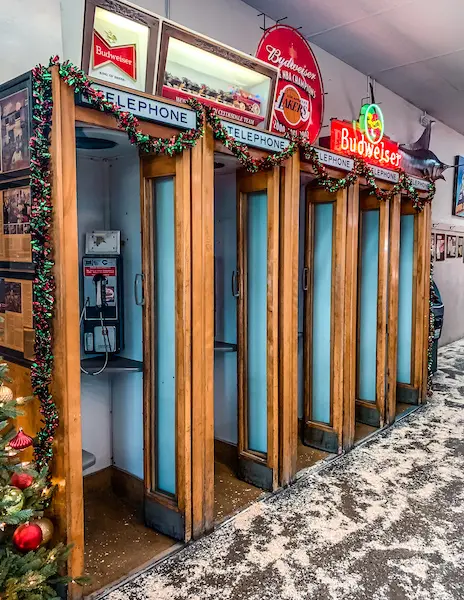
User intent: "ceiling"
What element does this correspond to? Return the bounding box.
[243,0,464,135]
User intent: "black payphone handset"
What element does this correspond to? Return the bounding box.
[80,231,123,376]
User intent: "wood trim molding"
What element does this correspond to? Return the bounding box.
[386,194,401,425]
[342,182,359,450]
[191,130,215,539]
[376,197,390,425]
[50,70,83,599]
[278,153,300,487]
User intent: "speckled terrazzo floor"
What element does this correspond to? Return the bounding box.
[100,341,464,600]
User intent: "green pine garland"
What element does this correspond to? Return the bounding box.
[30,58,437,466]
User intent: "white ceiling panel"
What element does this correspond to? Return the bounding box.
[243,0,464,134]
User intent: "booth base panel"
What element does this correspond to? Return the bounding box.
[83,468,176,596]
[214,441,264,524]
[297,439,329,473]
[396,402,418,419]
[354,422,377,443]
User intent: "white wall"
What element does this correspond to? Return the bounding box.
[2,0,464,348]
[77,156,112,474]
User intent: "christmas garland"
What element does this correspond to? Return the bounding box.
[427,256,435,395]
[30,64,57,470]
[30,58,437,465]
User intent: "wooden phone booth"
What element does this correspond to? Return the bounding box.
[386,194,432,423]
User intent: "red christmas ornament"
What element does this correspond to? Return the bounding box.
[12,523,43,551]
[10,472,34,490]
[9,428,33,451]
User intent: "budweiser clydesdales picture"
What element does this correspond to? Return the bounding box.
[82,0,159,92]
[156,22,278,129]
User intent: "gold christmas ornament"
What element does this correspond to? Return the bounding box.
[30,517,54,545]
[0,384,13,403]
[2,485,24,514]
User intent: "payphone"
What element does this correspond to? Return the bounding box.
[81,231,123,363]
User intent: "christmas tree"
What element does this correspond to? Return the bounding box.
[0,360,81,599]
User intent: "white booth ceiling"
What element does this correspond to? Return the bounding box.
[243,0,464,135]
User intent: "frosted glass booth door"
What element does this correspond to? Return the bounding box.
[302,187,347,453]
[355,194,389,428]
[141,154,192,542]
[236,171,279,491]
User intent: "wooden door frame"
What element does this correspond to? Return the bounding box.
[278,154,300,487]
[302,184,347,454]
[140,152,192,542]
[353,190,390,430]
[236,168,280,491]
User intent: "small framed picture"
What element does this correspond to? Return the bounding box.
[436,233,445,261]
[447,234,457,258]
[431,233,435,261]
[0,72,32,181]
[458,237,463,258]
[453,155,464,218]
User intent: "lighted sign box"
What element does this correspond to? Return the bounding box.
[156,23,278,129]
[82,0,159,93]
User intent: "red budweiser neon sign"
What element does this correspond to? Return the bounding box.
[330,119,401,169]
[93,31,136,80]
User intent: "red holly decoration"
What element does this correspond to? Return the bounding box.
[12,522,43,551]
[9,428,33,450]
[10,471,34,490]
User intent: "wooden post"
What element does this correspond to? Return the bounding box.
[342,182,359,450]
[49,69,84,598]
[278,152,300,487]
[421,203,432,401]
[190,129,215,538]
[386,194,401,425]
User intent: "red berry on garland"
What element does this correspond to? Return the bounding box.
[10,471,34,490]
[9,428,33,450]
[12,522,43,551]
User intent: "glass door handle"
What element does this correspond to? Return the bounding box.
[231,270,240,298]
[134,273,145,306]
[302,267,309,291]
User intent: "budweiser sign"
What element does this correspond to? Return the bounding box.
[87,5,150,92]
[256,25,324,143]
[93,31,136,80]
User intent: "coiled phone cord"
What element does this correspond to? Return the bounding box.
[79,298,110,376]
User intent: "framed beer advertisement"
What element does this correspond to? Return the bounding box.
[0,72,32,180]
[452,155,464,217]
[82,0,160,93]
[156,22,278,129]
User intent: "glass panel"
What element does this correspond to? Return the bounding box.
[154,177,176,495]
[247,191,268,453]
[358,210,380,402]
[397,215,415,384]
[311,203,333,424]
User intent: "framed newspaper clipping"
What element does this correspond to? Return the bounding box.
[0,180,33,271]
[0,271,34,365]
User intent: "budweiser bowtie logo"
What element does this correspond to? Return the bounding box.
[93,31,136,80]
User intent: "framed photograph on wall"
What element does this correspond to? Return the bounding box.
[436,233,445,261]
[453,155,464,217]
[0,72,32,180]
[447,234,457,258]
[459,237,463,258]
[431,233,435,261]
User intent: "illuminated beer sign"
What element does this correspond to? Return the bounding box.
[330,104,401,169]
